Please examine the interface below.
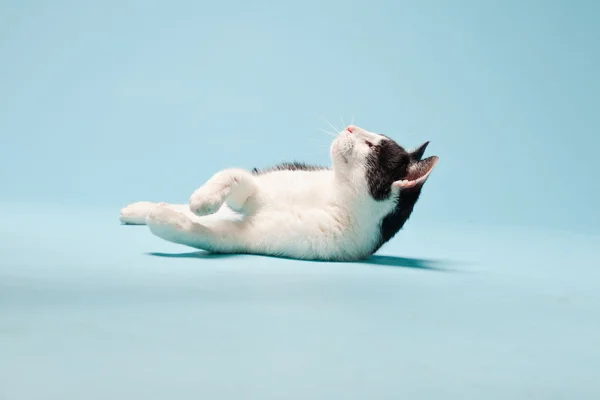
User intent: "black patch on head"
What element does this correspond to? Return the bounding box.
[365,139,411,200]
[365,139,433,253]
[252,162,329,175]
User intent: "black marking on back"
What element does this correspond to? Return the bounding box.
[252,162,329,175]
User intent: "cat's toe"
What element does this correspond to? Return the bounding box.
[120,201,156,225]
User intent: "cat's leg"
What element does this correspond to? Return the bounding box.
[120,201,158,225]
[189,168,259,216]
[146,203,246,252]
[120,202,191,225]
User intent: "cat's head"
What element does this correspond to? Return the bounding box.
[330,125,438,200]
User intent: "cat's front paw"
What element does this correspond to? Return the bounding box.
[189,193,223,216]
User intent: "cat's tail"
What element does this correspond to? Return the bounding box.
[119,201,158,225]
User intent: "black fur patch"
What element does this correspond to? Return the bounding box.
[252,162,329,175]
[365,139,411,200]
[371,187,425,253]
[366,139,431,252]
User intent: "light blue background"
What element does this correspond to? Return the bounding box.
[1,0,599,399]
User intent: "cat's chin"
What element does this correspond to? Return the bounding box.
[330,135,354,162]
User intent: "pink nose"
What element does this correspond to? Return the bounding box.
[346,125,355,133]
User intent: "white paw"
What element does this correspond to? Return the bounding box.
[189,193,224,216]
[120,201,157,225]
[146,203,188,228]
[146,203,193,242]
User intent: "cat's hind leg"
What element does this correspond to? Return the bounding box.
[189,168,258,216]
[146,203,245,252]
[120,201,158,225]
[120,202,191,225]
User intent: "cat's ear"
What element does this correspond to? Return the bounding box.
[409,141,430,161]
[393,156,439,190]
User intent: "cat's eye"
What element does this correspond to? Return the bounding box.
[365,140,374,148]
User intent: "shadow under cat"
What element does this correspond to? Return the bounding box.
[146,251,454,271]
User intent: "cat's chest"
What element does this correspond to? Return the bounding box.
[257,169,336,207]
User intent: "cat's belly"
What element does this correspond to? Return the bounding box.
[244,208,381,261]
[214,169,384,260]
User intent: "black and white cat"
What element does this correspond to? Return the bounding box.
[120,125,438,261]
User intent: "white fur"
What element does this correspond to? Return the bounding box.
[120,126,415,261]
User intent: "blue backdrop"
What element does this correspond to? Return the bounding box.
[1,0,599,399]
[2,0,599,231]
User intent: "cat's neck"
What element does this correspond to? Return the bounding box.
[329,176,395,221]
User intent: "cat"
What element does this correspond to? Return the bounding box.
[119,125,438,261]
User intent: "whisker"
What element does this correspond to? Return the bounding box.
[350,115,355,125]
[319,128,336,137]
[316,114,340,134]
[324,118,339,134]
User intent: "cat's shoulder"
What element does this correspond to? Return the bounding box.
[251,162,330,176]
